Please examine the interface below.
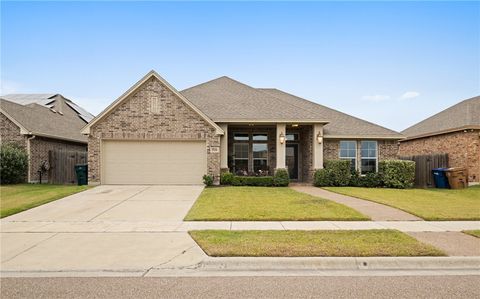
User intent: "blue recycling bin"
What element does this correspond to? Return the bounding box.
[432,168,450,188]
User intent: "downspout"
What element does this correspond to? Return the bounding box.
[26,135,36,183]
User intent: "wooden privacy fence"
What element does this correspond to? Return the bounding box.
[48,149,87,184]
[400,153,449,188]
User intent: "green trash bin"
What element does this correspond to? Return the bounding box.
[75,164,88,186]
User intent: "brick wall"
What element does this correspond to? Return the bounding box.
[323,138,399,170]
[0,113,26,149]
[29,137,86,183]
[399,130,480,182]
[88,76,221,184]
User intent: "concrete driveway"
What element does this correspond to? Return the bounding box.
[1,185,206,276]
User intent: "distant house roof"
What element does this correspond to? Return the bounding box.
[2,94,94,122]
[0,94,93,143]
[182,77,402,138]
[401,96,480,140]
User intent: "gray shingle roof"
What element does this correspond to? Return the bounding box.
[181,77,402,138]
[2,93,94,122]
[181,77,326,121]
[1,94,57,106]
[260,89,402,138]
[402,96,480,139]
[0,95,91,143]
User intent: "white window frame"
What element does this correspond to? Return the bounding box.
[360,140,378,174]
[339,140,357,171]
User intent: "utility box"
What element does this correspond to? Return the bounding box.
[445,167,468,189]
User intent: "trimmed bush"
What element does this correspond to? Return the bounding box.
[359,172,383,188]
[220,172,234,185]
[379,160,415,189]
[273,168,290,187]
[0,143,28,184]
[313,168,331,187]
[202,174,214,186]
[231,176,274,186]
[348,170,361,187]
[324,160,351,186]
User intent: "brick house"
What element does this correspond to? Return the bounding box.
[82,71,402,185]
[0,94,94,183]
[399,96,480,182]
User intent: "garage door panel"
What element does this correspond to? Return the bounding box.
[103,141,206,185]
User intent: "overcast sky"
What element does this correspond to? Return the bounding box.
[2,1,479,132]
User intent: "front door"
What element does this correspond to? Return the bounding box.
[286,144,299,180]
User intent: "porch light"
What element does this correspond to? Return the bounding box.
[316,132,323,144]
[279,132,286,144]
[291,124,299,127]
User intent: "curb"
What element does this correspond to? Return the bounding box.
[196,256,480,271]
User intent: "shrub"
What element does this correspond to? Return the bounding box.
[0,143,28,184]
[324,160,351,186]
[359,172,383,188]
[379,160,415,189]
[349,170,362,187]
[231,176,274,186]
[313,168,331,187]
[273,168,290,187]
[220,172,234,185]
[202,174,214,186]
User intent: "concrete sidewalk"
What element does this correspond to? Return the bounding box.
[3,220,479,233]
[290,185,421,221]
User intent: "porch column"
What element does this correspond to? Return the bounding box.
[276,123,286,169]
[313,123,324,169]
[220,123,228,170]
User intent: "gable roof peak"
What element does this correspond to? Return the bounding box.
[81,70,224,135]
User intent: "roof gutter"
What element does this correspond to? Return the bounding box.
[214,119,330,124]
[324,135,405,140]
[401,125,480,141]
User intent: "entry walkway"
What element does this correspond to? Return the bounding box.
[290,185,422,221]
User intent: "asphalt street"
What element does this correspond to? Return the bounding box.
[1,275,479,299]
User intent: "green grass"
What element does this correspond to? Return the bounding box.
[1,184,91,218]
[184,187,369,221]
[189,229,445,257]
[324,186,480,221]
[463,230,480,238]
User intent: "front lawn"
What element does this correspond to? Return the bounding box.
[189,229,445,257]
[184,187,369,221]
[463,230,480,238]
[0,184,91,218]
[324,186,480,221]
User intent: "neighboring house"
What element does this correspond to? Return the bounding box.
[82,71,402,185]
[399,96,480,182]
[0,94,94,183]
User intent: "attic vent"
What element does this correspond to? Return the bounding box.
[150,97,161,114]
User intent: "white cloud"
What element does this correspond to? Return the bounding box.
[361,94,391,102]
[400,91,420,99]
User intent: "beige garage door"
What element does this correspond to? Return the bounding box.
[102,140,207,185]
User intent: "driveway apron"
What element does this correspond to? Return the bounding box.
[1,185,206,275]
